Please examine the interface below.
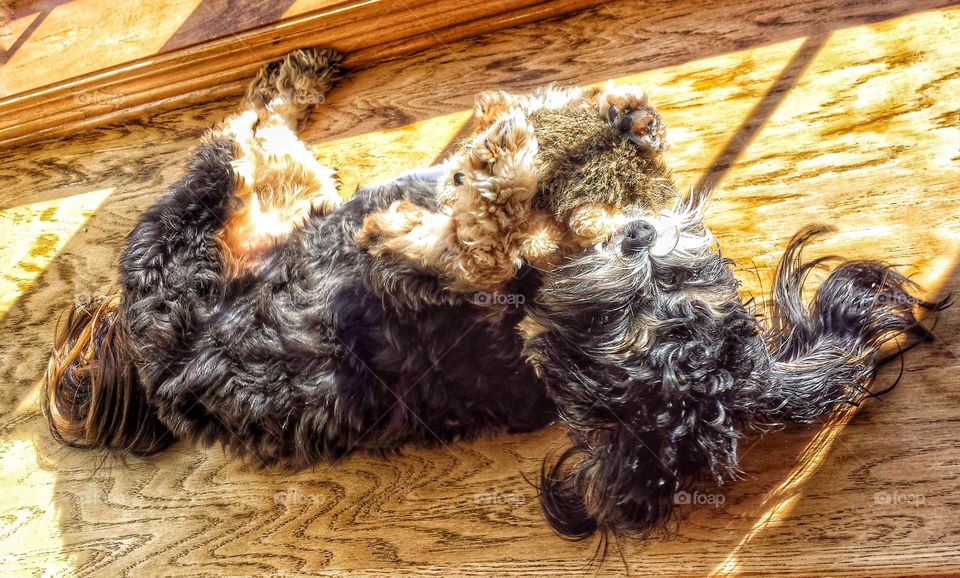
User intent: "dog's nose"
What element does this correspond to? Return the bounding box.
[621,220,657,254]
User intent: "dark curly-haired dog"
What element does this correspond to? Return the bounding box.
[42,48,561,467]
[523,190,950,541]
[41,49,672,467]
[43,46,947,545]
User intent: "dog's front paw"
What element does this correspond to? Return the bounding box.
[598,84,668,152]
[473,90,525,130]
[459,110,539,206]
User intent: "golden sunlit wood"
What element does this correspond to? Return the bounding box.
[1,0,958,575]
[0,0,596,150]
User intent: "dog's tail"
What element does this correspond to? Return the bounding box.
[42,295,174,456]
[761,225,950,422]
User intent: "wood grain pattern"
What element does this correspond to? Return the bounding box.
[1,0,960,575]
[0,0,596,150]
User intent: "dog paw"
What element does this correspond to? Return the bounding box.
[246,47,343,111]
[473,90,524,130]
[598,84,668,152]
[567,203,623,246]
[459,110,539,204]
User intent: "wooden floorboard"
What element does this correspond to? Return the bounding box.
[1,0,960,575]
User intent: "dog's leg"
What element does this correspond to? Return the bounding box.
[515,209,569,268]
[357,110,541,289]
[218,48,344,266]
[473,89,529,130]
[245,47,342,129]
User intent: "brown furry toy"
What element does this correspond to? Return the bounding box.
[356,83,676,291]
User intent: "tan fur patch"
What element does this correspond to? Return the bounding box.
[359,81,671,291]
[356,199,458,271]
[517,210,570,269]
[595,82,650,115]
[517,314,548,341]
[567,204,625,246]
[359,110,542,289]
[208,49,343,271]
[219,113,340,267]
[473,85,601,130]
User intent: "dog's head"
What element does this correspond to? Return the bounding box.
[523,191,773,539]
[524,187,948,541]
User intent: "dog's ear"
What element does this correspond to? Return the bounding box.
[539,428,683,540]
[539,448,599,539]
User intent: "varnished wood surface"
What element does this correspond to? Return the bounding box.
[1,0,339,96]
[0,0,595,150]
[2,0,960,575]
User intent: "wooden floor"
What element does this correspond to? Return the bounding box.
[2,0,960,575]
[0,0,595,148]
[1,0,342,96]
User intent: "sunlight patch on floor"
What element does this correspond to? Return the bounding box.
[700,7,960,298]
[602,36,811,188]
[711,406,859,576]
[308,109,473,195]
[0,187,112,317]
[0,437,72,576]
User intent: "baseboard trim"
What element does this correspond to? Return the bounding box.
[0,0,594,150]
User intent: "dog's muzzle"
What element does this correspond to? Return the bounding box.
[621,220,657,255]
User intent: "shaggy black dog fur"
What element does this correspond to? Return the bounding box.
[43,48,949,545]
[46,140,554,467]
[525,192,950,540]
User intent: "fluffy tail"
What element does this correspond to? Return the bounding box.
[42,296,174,456]
[762,225,951,422]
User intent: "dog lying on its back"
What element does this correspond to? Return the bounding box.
[42,48,675,466]
[354,64,949,541]
[43,49,557,467]
[43,48,948,543]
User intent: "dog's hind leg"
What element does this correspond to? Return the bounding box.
[217,48,345,266]
[244,47,343,129]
